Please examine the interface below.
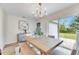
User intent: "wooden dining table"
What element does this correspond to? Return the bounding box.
[26,36,63,55]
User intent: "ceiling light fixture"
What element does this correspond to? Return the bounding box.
[33,3,47,18]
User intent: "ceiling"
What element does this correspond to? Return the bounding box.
[0,3,76,19]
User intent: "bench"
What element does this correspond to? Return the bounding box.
[20,43,36,55]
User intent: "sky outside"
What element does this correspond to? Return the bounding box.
[59,16,75,28]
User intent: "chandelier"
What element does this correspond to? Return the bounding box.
[33,3,47,18]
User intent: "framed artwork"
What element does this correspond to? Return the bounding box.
[18,20,29,31]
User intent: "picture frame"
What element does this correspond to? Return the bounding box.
[18,20,29,31]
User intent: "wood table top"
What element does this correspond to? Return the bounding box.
[26,36,63,54]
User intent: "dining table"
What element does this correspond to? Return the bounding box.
[26,36,63,55]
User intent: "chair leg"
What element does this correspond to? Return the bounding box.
[0,49,1,55]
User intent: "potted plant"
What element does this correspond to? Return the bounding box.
[34,22,43,37]
[34,27,43,37]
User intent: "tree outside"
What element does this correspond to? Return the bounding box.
[59,16,76,40]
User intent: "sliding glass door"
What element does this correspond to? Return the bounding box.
[58,16,76,50]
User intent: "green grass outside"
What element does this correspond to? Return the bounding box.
[60,33,76,40]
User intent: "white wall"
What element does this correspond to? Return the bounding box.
[5,15,36,44]
[5,15,19,44]
[0,8,5,50]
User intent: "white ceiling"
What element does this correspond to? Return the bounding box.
[0,3,76,19]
